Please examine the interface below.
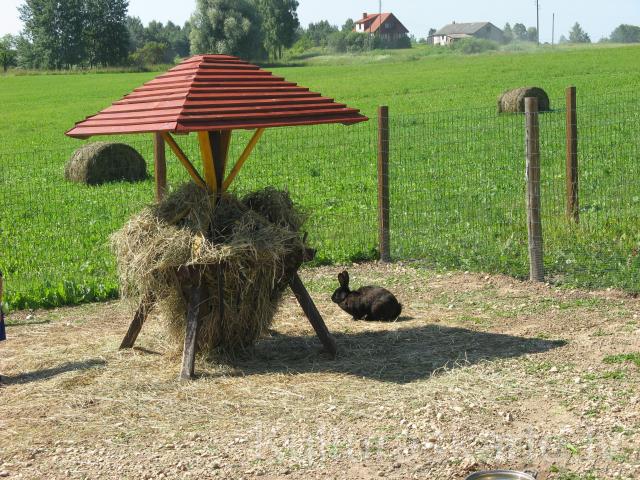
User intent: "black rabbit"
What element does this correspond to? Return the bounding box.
[331,270,402,321]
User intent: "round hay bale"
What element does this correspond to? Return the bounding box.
[65,142,147,185]
[497,87,551,113]
[111,183,308,354]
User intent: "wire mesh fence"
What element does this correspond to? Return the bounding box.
[1,91,639,310]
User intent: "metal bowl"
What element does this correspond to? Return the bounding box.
[465,471,536,480]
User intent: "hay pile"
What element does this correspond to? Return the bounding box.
[497,87,551,113]
[111,183,308,353]
[65,142,147,185]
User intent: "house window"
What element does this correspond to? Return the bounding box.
[386,22,392,29]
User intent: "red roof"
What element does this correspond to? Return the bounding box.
[354,13,409,34]
[66,55,367,138]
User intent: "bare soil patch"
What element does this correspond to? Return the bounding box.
[1,264,639,479]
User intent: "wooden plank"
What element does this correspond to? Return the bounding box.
[180,276,203,380]
[175,116,365,133]
[198,131,217,193]
[525,97,544,282]
[377,106,391,262]
[179,107,360,122]
[162,132,207,189]
[223,128,265,191]
[153,132,167,202]
[290,273,337,357]
[179,104,347,121]
[566,86,579,222]
[119,295,154,349]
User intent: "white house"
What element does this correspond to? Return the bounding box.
[431,22,504,45]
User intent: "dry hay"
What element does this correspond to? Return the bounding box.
[65,142,147,185]
[497,87,551,113]
[111,183,308,354]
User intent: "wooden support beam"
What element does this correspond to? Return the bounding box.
[290,273,337,357]
[525,97,544,282]
[154,132,167,202]
[566,86,579,222]
[208,131,230,339]
[377,106,391,262]
[180,274,204,380]
[220,130,232,178]
[198,131,217,193]
[162,132,207,189]
[223,128,265,191]
[119,295,154,349]
[210,131,229,192]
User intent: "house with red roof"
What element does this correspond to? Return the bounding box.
[354,12,409,41]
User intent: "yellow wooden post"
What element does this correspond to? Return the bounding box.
[223,128,265,191]
[198,131,217,193]
[161,133,207,189]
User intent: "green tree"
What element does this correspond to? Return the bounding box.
[503,23,514,43]
[190,0,263,59]
[0,35,18,72]
[610,24,640,43]
[129,41,169,67]
[512,23,528,41]
[84,0,130,67]
[19,0,130,69]
[305,20,339,47]
[342,19,355,33]
[127,18,191,59]
[126,16,146,51]
[255,0,299,59]
[165,21,191,58]
[19,0,86,68]
[569,22,591,43]
[14,34,38,68]
[527,26,538,43]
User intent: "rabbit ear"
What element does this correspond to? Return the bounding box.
[338,270,350,287]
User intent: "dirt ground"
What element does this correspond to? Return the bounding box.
[1,263,639,480]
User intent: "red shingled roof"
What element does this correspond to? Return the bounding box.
[66,55,367,138]
[354,13,408,34]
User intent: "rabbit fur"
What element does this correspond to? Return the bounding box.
[331,270,402,321]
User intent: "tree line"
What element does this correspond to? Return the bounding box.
[0,0,300,71]
[2,0,640,72]
[290,19,411,55]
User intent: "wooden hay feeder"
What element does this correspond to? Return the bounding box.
[66,55,368,379]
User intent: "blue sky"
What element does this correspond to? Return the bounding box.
[1,0,638,42]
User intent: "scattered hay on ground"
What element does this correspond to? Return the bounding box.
[497,87,551,113]
[65,142,147,185]
[111,182,308,354]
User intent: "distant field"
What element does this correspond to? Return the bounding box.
[1,44,639,309]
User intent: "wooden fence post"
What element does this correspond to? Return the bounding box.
[154,132,167,202]
[377,106,391,263]
[566,86,579,222]
[525,97,544,282]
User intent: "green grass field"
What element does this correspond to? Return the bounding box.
[1,44,640,310]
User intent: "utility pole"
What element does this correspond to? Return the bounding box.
[536,0,540,45]
[552,13,555,46]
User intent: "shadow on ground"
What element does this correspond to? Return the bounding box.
[1,359,106,385]
[220,325,566,384]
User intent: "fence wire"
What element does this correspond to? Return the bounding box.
[1,93,639,310]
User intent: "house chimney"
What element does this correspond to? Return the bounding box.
[363,12,368,19]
